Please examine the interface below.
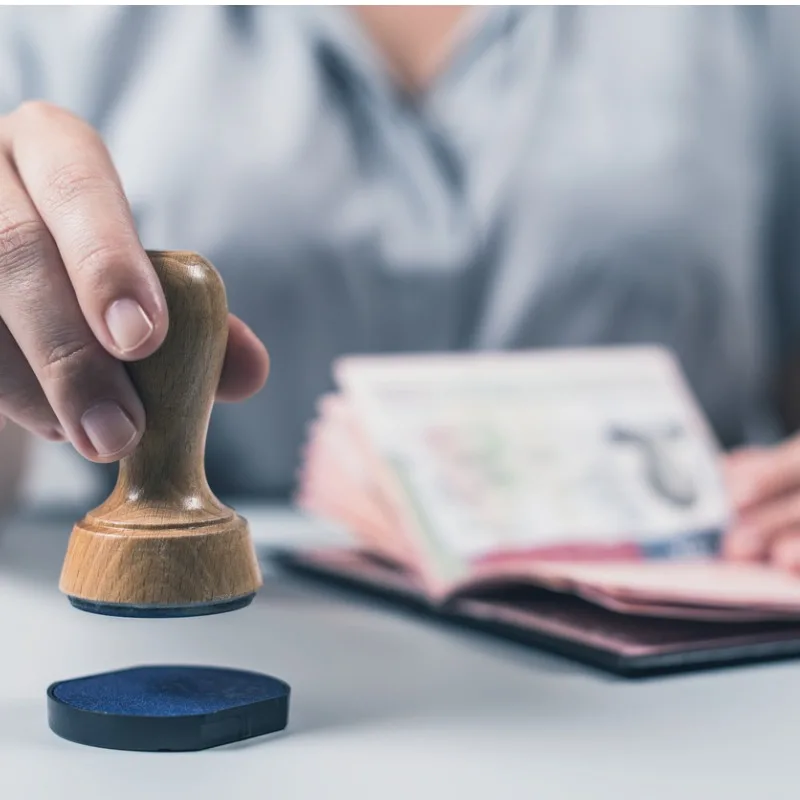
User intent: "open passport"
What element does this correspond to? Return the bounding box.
[273,347,800,676]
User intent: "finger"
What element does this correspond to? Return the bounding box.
[8,101,167,361]
[0,316,64,441]
[723,446,767,465]
[725,438,800,511]
[770,531,800,574]
[216,315,270,403]
[721,450,763,509]
[0,151,144,462]
[724,491,800,562]
[721,447,768,482]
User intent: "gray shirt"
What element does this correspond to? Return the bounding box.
[2,6,800,498]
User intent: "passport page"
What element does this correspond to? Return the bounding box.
[332,347,731,586]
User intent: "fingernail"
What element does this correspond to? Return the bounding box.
[105,298,153,353]
[81,401,138,457]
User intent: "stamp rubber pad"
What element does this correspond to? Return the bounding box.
[47,665,290,751]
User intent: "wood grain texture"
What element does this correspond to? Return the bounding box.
[59,251,263,607]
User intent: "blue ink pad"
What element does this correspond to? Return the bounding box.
[47,665,290,751]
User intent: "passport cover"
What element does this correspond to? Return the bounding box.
[271,546,800,678]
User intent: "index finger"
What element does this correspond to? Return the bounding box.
[8,101,167,361]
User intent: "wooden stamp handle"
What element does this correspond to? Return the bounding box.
[89,251,231,529]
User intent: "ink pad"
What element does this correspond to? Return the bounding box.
[47,665,290,751]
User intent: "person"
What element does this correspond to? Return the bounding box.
[0,6,799,570]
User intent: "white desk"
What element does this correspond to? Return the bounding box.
[1,505,799,800]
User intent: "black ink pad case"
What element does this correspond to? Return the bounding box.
[47,665,290,751]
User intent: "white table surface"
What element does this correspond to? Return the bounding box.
[1,504,799,800]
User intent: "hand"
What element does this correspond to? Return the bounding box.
[723,435,800,573]
[0,102,269,461]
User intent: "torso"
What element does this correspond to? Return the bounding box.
[3,6,780,497]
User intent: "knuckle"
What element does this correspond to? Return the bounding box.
[14,99,64,123]
[40,161,118,215]
[44,162,106,211]
[39,336,101,384]
[0,212,47,284]
[72,240,134,284]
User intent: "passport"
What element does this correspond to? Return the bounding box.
[278,346,800,675]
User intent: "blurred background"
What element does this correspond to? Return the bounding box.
[17,439,94,512]
[0,5,798,543]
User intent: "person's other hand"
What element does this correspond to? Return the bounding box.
[723,435,800,573]
[0,102,269,461]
